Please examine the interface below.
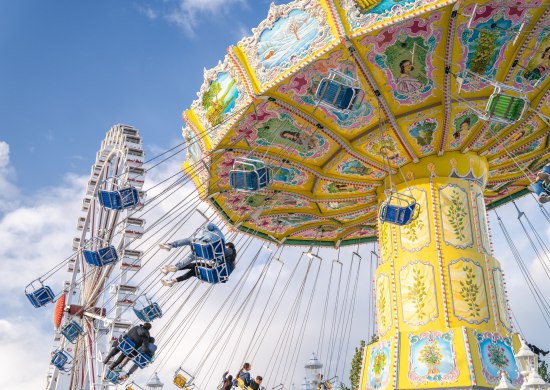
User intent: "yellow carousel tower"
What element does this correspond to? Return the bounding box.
[363,152,521,389]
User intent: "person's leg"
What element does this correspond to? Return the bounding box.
[109,352,127,370]
[127,364,139,376]
[175,252,195,270]
[538,165,550,184]
[103,347,119,364]
[170,238,192,248]
[175,264,198,283]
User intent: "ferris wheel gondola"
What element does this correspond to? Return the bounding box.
[46,124,147,390]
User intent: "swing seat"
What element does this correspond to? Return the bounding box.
[83,245,118,267]
[117,337,138,357]
[316,79,362,111]
[173,369,194,389]
[379,192,419,226]
[193,238,225,261]
[51,350,71,371]
[61,320,83,343]
[486,93,527,124]
[229,158,272,192]
[195,261,231,284]
[26,285,55,308]
[105,369,127,385]
[98,187,140,210]
[174,374,188,388]
[133,302,162,322]
[132,350,153,369]
[530,181,550,196]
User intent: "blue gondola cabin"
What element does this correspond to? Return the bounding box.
[83,245,118,267]
[98,185,140,210]
[230,157,272,192]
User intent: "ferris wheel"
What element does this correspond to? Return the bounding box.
[45,124,146,390]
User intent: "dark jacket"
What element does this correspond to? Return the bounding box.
[142,341,157,357]
[249,381,260,390]
[225,247,236,272]
[125,325,150,348]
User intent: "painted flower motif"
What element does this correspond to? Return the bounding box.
[487,344,509,369]
[419,341,443,374]
[373,351,387,376]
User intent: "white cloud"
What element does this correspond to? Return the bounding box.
[0,141,20,213]
[146,0,247,37]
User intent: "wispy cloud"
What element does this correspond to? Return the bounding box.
[142,0,247,37]
[0,141,20,214]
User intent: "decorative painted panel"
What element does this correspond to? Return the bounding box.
[512,27,550,92]
[399,261,438,326]
[400,187,430,252]
[448,258,490,324]
[366,339,392,390]
[438,184,474,249]
[238,0,334,86]
[492,268,512,330]
[191,58,249,144]
[474,331,521,387]
[276,50,376,134]
[456,4,527,92]
[408,331,459,385]
[376,273,393,337]
[361,14,443,105]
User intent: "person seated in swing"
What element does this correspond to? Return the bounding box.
[529,163,550,204]
[234,362,252,388]
[117,337,157,380]
[159,222,226,274]
[221,371,233,390]
[103,323,152,370]
[249,376,264,390]
[161,242,237,287]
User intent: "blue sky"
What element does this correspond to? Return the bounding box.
[0,1,549,389]
[0,0,276,191]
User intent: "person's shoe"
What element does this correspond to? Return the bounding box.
[540,194,550,204]
[117,374,128,382]
[161,264,177,275]
[159,243,172,251]
[161,278,175,287]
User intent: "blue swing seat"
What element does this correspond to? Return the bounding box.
[83,245,118,267]
[196,261,232,284]
[105,369,127,384]
[379,192,419,226]
[51,350,71,371]
[61,320,83,343]
[133,302,163,322]
[117,337,138,356]
[26,283,55,308]
[316,79,362,111]
[229,158,272,192]
[193,238,225,261]
[98,187,140,210]
[132,350,153,369]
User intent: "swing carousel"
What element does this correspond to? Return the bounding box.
[27,0,550,389]
[180,0,550,388]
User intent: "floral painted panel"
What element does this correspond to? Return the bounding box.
[361,14,442,105]
[439,184,474,249]
[400,188,430,252]
[456,5,527,92]
[366,339,392,390]
[492,268,512,330]
[448,259,490,324]
[376,273,393,337]
[408,331,459,385]
[399,261,438,326]
[474,190,491,255]
[474,331,521,387]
